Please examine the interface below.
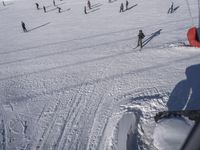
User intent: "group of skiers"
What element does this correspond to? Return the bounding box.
[20,0,146,49]
[35,0,62,14]
[119,0,129,12]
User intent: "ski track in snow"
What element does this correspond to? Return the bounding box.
[0,0,200,149]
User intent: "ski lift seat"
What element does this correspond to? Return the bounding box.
[187,27,200,47]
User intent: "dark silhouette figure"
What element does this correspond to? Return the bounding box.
[87,0,91,9]
[168,2,174,14]
[126,0,129,10]
[53,0,56,6]
[108,0,111,3]
[43,6,46,13]
[2,1,5,6]
[84,6,87,14]
[119,3,124,12]
[35,3,39,10]
[21,21,27,32]
[137,30,145,49]
[167,64,200,111]
[57,7,61,13]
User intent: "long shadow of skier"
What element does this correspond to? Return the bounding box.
[142,29,162,47]
[167,64,200,111]
[91,3,102,9]
[56,2,66,6]
[87,8,100,14]
[124,4,138,12]
[173,6,180,13]
[46,7,58,12]
[59,8,71,13]
[28,22,50,32]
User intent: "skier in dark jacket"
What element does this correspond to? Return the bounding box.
[168,2,174,14]
[87,0,91,9]
[137,30,145,48]
[126,0,129,10]
[35,3,39,10]
[21,21,27,32]
[57,7,61,13]
[43,6,46,13]
[119,3,124,12]
[84,6,87,14]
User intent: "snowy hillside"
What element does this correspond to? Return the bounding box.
[0,0,200,149]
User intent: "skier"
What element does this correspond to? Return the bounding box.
[87,0,91,9]
[119,3,124,12]
[53,0,56,6]
[137,30,145,49]
[170,2,174,13]
[108,0,111,3]
[35,3,39,10]
[2,1,5,6]
[84,6,87,14]
[21,21,28,32]
[126,0,129,10]
[57,7,61,13]
[168,2,174,14]
[43,6,46,13]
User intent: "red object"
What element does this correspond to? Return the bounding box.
[187,27,200,47]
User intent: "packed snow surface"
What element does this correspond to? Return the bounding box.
[0,0,200,149]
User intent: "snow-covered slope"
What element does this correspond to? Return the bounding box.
[0,0,200,149]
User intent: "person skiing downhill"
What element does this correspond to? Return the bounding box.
[126,0,129,10]
[137,30,145,49]
[53,0,56,6]
[21,21,27,32]
[119,3,124,12]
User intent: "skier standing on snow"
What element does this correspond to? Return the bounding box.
[21,21,28,32]
[126,0,129,10]
[137,30,145,49]
[168,2,174,14]
[57,7,61,13]
[119,3,124,12]
[35,3,39,10]
[87,0,91,9]
[43,6,46,13]
[84,6,87,14]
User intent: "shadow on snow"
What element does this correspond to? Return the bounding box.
[167,64,200,110]
[28,22,50,32]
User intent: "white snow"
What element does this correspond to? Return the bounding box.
[0,0,200,149]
